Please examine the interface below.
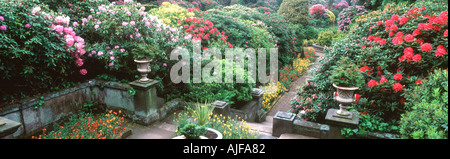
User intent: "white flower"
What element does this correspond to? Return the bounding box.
[31,6,41,15]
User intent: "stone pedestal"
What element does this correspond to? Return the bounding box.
[272,111,295,137]
[0,117,21,138]
[325,108,359,139]
[211,100,230,122]
[252,88,266,123]
[129,80,162,125]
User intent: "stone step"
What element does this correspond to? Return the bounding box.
[279,133,318,139]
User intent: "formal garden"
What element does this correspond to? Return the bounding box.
[0,0,447,140]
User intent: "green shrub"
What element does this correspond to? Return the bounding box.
[400,69,448,139]
[183,59,255,105]
[278,0,309,26]
[316,28,345,46]
[41,0,110,23]
[0,1,86,103]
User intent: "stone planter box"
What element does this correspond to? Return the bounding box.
[272,110,399,139]
[210,88,265,123]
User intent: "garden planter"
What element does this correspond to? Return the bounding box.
[134,59,152,83]
[332,83,358,116]
[173,128,223,139]
[312,43,324,52]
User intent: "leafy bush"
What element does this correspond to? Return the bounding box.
[0,1,88,103]
[278,0,310,26]
[400,69,448,139]
[183,59,255,105]
[179,123,207,139]
[316,28,346,46]
[41,0,110,23]
[337,5,368,31]
[341,114,399,138]
[330,56,364,87]
[149,2,195,27]
[76,1,191,95]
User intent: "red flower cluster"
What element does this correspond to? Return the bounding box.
[367,79,378,88]
[183,17,232,48]
[393,73,403,81]
[392,83,403,92]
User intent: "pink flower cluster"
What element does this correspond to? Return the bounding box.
[50,15,87,75]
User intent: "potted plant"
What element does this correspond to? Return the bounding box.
[173,123,223,139]
[131,42,159,83]
[330,56,364,116]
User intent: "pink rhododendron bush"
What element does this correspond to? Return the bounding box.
[0,1,87,99]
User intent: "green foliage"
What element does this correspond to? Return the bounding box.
[179,123,207,139]
[331,56,364,87]
[184,59,255,105]
[41,0,110,23]
[131,42,159,60]
[0,1,81,103]
[400,69,448,139]
[341,114,399,138]
[187,101,215,126]
[278,0,310,26]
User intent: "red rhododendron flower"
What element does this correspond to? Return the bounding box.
[374,36,382,42]
[444,29,448,37]
[380,76,388,84]
[368,79,378,88]
[435,45,447,57]
[359,65,370,72]
[399,17,408,25]
[404,34,414,42]
[416,79,422,84]
[417,23,425,30]
[413,29,422,36]
[385,20,393,27]
[391,14,400,21]
[379,39,386,45]
[377,71,382,76]
[388,31,394,36]
[390,24,398,31]
[399,98,405,104]
[433,25,441,31]
[392,83,403,92]
[412,54,422,62]
[396,32,404,37]
[368,35,374,41]
[377,21,383,26]
[394,73,403,81]
[421,43,433,52]
[354,94,361,104]
[377,65,382,70]
[425,23,434,30]
[392,36,403,45]
[404,47,414,56]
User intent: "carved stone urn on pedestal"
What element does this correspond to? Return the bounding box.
[333,83,358,117]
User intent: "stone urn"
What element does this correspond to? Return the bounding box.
[134,59,152,82]
[333,83,358,116]
[173,128,223,139]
